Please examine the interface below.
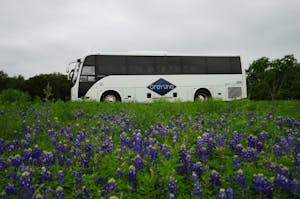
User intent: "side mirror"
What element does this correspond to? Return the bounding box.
[66,67,69,73]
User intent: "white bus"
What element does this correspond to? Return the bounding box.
[68,52,247,102]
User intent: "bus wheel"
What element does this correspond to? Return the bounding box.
[194,89,211,101]
[101,91,121,102]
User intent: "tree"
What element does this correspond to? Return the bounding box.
[23,73,70,101]
[246,55,300,100]
[0,70,8,91]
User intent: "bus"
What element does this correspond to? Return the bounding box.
[67,52,247,102]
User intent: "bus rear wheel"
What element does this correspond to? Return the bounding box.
[194,89,211,101]
[101,91,121,102]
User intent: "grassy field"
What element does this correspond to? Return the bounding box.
[0,100,299,198]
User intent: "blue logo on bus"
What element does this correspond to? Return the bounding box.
[147,78,176,96]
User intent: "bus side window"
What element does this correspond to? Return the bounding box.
[80,66,95,82]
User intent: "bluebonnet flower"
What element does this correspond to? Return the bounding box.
[128,165,137,191]
[96,176,105,185]
[82,186,89,198]
[115,168,123,178]
[210,170,221,187]
[177,145,193,175]
[276,116,283,129]
[274,165,290,177]
[75,171,83,185]
[192,162,203,177]
[25,133,32,143]
[10,154,23,168]
[258,131,269,142]
[168,176,177,197]
[0,138,3,155]
[198,146,208,162]
[272,144,282,156]
[240,147,257,162]
[294,138,300,154]
[19,170,34,198]
[39,166,53,182]
[148,145,158,162]
[103,178,118,196]
[80,154,90,168]
[133,133,143,155]
[120,132,129,147]
[57,142,68,152]
[252,173,274,197]
[169,193,176,199]
[46,120,51,128]
[4,184,16,195]
[216,132,227,146]
[39,151,55,166]
[217,188,235,199]
[290,179,300,195]
[101,137,113,154]
[160,144,172,159]
[85,141,93,156]
[0,158,9,170]
[57,170,64,184]
[132,155,143,171]
[190,172,202,198]
[55,186,64,199]
[234,169,247,188]
[294,153,300,171]
[274,174,289,191]
[66,158,72,167]
[192,181,202,198]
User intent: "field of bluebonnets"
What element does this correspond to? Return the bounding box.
[0,99,300,199]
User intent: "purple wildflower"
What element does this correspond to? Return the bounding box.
[19,170,34,198]
[128,165,137,191]
[115,168,123,178]
[234,169,247,188]
[39,151,55,166]
[57,170,64,184]
[132,155,143,171]
[39,167,52,182]
[148,145,158,162]
[55,186,64,199]
[210,170,221,187]
[192,162,203,177]
[274,174,289,191]
[218,188,235,199]
[82,186,89,198]
[252,173,274,197]
[4,184,16,195]
[168,176,177,197]
[75,171,83,185]
[10,154,23,168]
[240,147,257,162]
[103,178,118,196]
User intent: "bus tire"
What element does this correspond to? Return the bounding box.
[194,89,211,101]
[101,91,121,102]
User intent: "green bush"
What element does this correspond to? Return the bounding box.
[0,89,30,103]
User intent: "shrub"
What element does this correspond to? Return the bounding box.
[0,89,30,103]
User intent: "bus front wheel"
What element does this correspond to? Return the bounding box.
[101,91,121,102]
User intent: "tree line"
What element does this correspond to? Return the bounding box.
[246,54,300,100]
[0,72,70,101]
[0,54,299,101]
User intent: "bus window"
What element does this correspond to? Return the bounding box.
[128,56,155,75]
[80,66,95,82]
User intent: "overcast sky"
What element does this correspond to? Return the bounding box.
[1,0,300,78]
